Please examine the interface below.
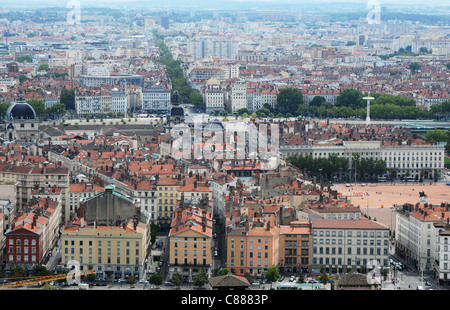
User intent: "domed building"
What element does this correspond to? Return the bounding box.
[1,95,39,143]
[6,100,36,120]
[166,90,185,130]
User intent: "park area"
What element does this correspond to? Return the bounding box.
[333,182,450,230]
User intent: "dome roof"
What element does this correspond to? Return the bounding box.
[170,106,185,116]
[6,101,36,120]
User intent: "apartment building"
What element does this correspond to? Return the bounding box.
[226,219,280,277]
[142,88,171,112]
[62,220,148,280]
[0,163,69,220]
[433,220,450,285]
[279,221,312,274]
[133,180,158,222]
[226,80,247,113]
[75,89,112,115]
[5,216,43,269]
[61,184,151,279]
[311,218,390,274]
[111,89,128,114]
[156,177,183,228]
[280,140,445,180]
[5,196,62,270]
[79,74,144,88]
[204,84,225,114]
[168,205,213,281]
[395,204,450,272]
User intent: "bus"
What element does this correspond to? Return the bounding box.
[276,283,323,290]
[277,283,300,290]
[406,177,415,182]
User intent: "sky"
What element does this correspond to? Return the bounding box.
[2,0,448,9]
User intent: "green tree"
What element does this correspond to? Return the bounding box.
[237,108,249,115]
[409,62,421,72]
[10,266,27,280]
[275,88,304,116]
[26,98,46,117]
[31,265,50,277]
[42,283,56,290]
[45,103,66,118]
[309,96,326,107]
[172,272,183,287]
[0,102,10,119]
[60,88,75,110]
[264,265,280,289]
[149,272,163,287]
[335,88,364,109]
[192,270,209,288]
[18,75,27,84]
[217,268,229,276]
[126,275,136,287]
[38,64,49,71]
[189,90,203,106]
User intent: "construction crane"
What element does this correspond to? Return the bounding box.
[0,269,96,289]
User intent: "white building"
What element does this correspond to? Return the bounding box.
[228,80,247,113]
[142,88,171,112]
[396,204,450,273]
[204,84,225,114]
[281,141,445,180]
[311,218,390,274]
[111,89,128,114]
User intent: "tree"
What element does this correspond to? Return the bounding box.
[149,272,163,287]
[264,265,280,289]
[318,266,331,285]
[10,266,27,280]
[0,102,10,119]
[32,265,50,277]
[45,103,66,118]
[192,270,209,288]
[18,75,27,84]
[237,108,249,115]
[217,268,229,276]
[38,64,49,71]
[409,62,421,72]
[275,88,304,116]
[335,89,364,109]
[172,272,183,287]
[60,88,75,111]
[189,90,203,106]
[42,283,56,290]
[309,96,326,107]
[126,275,136,287]
[26,98,46,117]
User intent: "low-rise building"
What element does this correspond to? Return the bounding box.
[311,218,390,274]
[168,204,213,282]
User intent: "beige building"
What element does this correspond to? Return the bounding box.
[168,205,213,281]
[0,163,69,221]
[62,220,148,280]
[62,185,151,280]
[226,218,280,277]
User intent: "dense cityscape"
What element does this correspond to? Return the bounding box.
[0,0,449,296]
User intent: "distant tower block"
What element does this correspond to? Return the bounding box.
[363,93,374,126]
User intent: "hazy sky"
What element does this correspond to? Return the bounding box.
[4,0,449,7]
[1,0,448,11]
